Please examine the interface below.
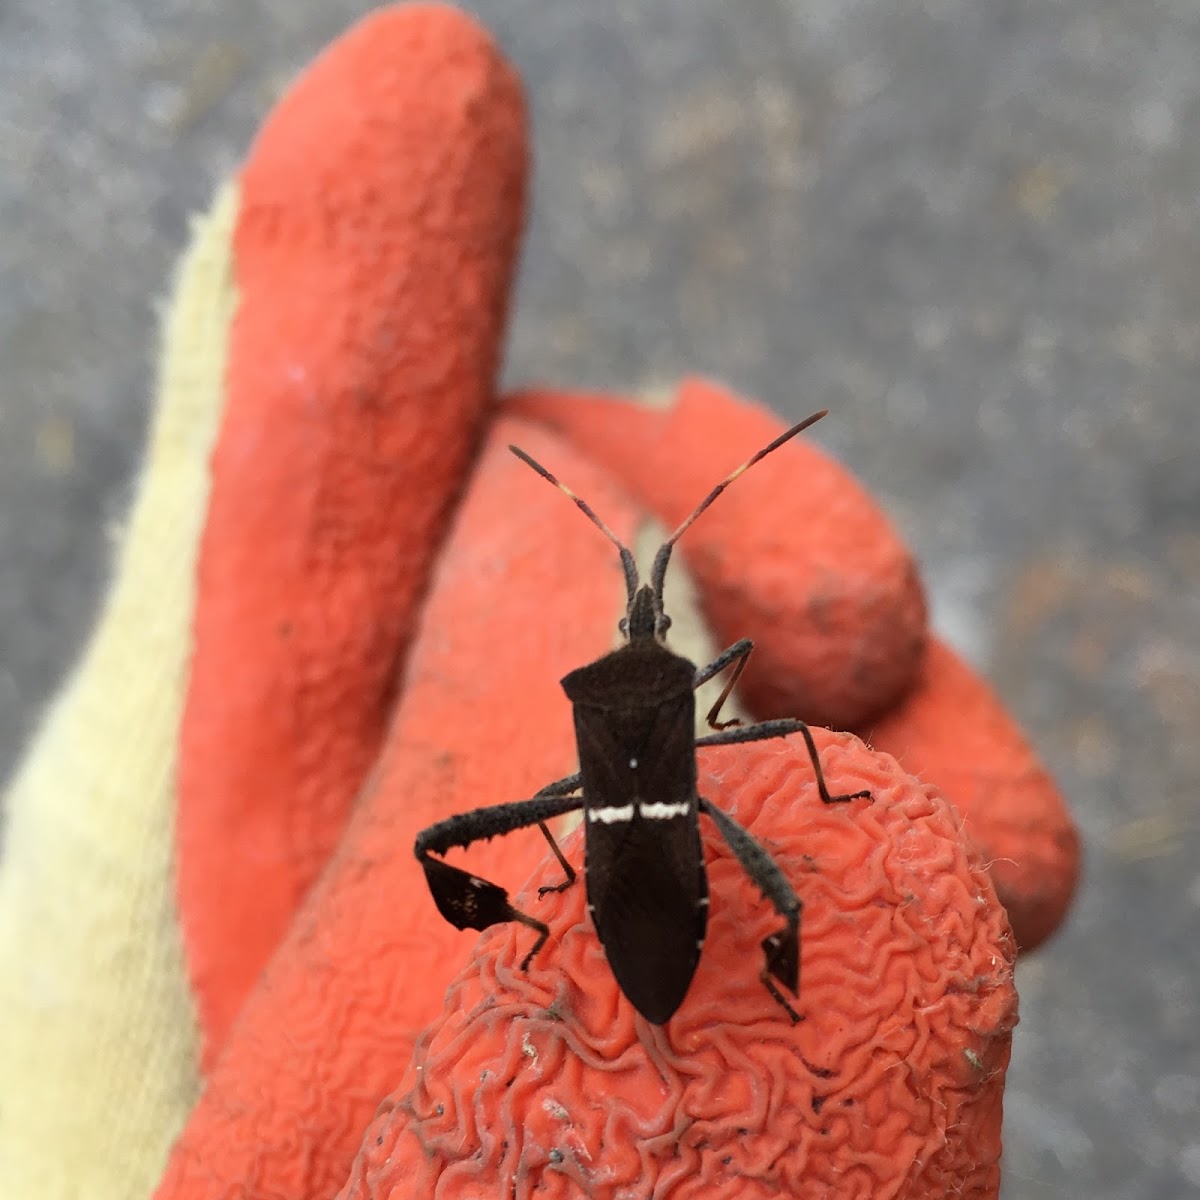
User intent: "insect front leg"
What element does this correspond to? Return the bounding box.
[699,797,803,1024]
[693,637,754,730]
[414,774,583,970]
[697,719,872,806]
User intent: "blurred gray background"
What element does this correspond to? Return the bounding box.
[1,2,1196,1197]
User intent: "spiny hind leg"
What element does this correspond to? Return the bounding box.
[413,777,583,970]
[699,796,802,1023]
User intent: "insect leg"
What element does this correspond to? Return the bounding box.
[414,775,583,971]
[535,817,578,898]
[697,719,872,806]
[692,637,754,731]
[699,797,802,1024]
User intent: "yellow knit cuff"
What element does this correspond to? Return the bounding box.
[0,183,238,1200]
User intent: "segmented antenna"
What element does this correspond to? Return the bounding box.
[509,444,639,601]
[649,409,829,598]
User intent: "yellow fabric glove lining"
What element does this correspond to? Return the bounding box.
[0,183,237,1200]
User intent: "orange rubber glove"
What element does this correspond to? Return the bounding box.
[0,6,1079,1200]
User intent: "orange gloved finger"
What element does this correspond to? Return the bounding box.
[507,378,928,730]
[156,417,646,1200]
[340,730,1018,1199]
[508,383,1078,950]
[860,637,1080,952]
[175,2,528,1064]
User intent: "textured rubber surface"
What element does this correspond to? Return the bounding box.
[341,732,1016,1199]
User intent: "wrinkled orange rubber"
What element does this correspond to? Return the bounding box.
[508,379,929,729]
[156,418,641,1200]
[175,3,529,1064]
[340,732,1018,1200]
[862,637,1080,952]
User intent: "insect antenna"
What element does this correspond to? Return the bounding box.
[509,444,639,603]
[649,409,829,599]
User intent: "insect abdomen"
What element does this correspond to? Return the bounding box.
[585,815,708,1024]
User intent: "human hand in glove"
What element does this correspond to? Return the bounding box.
[0,7,1078,1200]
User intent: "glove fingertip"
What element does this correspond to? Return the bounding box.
[340,731,1015,1199]
[859,637,1080,951]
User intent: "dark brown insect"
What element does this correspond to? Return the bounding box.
[414,411,870,1023]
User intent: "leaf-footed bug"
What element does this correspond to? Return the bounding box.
[414,410,872,1024]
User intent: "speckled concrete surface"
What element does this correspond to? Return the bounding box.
[1,3,1197,1196]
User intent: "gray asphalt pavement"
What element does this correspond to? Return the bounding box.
[2,3,1197,1197]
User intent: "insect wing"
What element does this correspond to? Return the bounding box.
[577,698,707,1024]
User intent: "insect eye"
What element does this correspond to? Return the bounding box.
[618,617,629,637]
[656,614,672,636]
